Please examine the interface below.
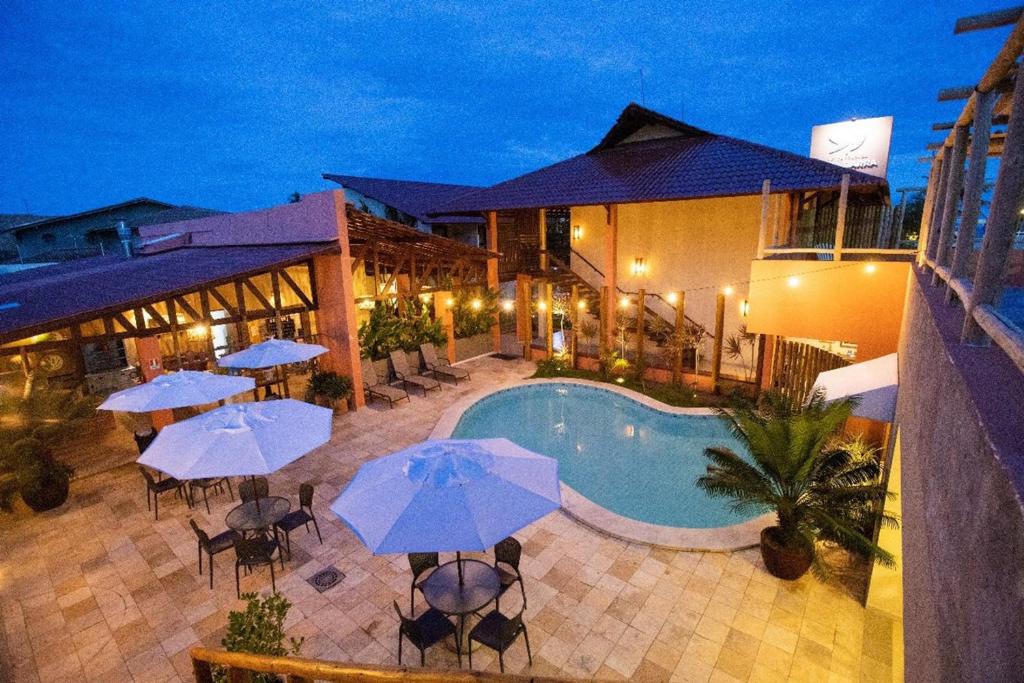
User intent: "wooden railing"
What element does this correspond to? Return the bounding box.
[190,647,581,683]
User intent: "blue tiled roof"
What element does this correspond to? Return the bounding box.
[432,104,887,214]
[322,174,484,224]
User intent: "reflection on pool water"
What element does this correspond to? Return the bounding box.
[451,382,761,528]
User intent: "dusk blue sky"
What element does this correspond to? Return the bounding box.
[0,1,1014,215]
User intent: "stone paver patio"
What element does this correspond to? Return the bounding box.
[0,356,896,682]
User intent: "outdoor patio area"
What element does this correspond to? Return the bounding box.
[0,356,896,683]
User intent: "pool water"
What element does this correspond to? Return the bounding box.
[451,383,761,528]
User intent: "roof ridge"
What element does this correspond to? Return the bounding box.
[714,134,886,185]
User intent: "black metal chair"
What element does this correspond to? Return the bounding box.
[139,466,189,520]
[493,536,527,612]
[467,606,532,673]
[238,477,269,503]
[234,537,284,598]
[407,552,439,614]
[189,519,241,589]
[189,477,234,514]
[273,483,322,559]
[393,600,459,667]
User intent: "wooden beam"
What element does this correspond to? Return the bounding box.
[955,7,1024,34]
[833,174,850,261]
[938,86,976,101]
[278,268,314,310]
[173,295,202,323]
[242,278,274,313]
[207,286,237,318]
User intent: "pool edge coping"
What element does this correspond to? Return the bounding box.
[430,377,771,552]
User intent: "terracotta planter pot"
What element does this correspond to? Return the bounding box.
[760,527,813,580]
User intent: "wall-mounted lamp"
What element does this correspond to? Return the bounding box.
[572,225,583,240]
[537,300,547,312]
[501,300,514,312]
[445,297,455,308]
[187,323,209,340]
[577,300,587,311]
[631,257,646,276]
[619,296,630,309]
[739,299,750,317]
[787,275,800,288]
[470,298,482,311]
[864,262,877,274]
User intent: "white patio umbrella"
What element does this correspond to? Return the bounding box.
[331,439,561,582]
[217,339,328,369]
[98,370,255,412]
[811,352,898,422]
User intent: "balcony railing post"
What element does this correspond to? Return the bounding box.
[932,123,971,284]
[917,158,944,266]
[925,152,953,265]
[963,67,1024,343]
[833,174,850,261]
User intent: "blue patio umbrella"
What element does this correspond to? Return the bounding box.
[331,439,561,582]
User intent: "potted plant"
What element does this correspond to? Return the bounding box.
[11,437,73,512]
[216,592,303,683]
[305,371,353,411]
[696,392,896,580]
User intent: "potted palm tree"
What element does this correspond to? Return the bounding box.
[696,392,896,580]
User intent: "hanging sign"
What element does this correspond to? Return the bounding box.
[810,116,893,178]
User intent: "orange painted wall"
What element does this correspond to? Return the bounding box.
[746,260,911,361]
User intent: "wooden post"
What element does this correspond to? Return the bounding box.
[598,286,610,357]
[569,284,579,369]
[963,70,1024,342]
[756,179,771,258]
[932,123,970,283]
[603,204,618,350]
[711,292,726,394]
[925,153,953,264]
[543,281,554,357]
[434,292,456,365]
[270,270,289,397]
[486,211,501,353]
[753,334,768,396]
[833,174,850,262]
[949,89,996,296]
[515,274,532,357]
[538,208,548,272]
[672,291,686,384]
[917,159,943,266]
[634,289,646,372]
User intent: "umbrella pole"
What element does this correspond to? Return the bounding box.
[252,476,262,514]
[457,551,463,587]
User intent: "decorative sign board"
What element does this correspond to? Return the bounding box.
[810,116,893,178]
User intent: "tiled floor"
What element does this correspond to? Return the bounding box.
[0,356,897,682]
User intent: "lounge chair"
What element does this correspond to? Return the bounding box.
[361,358,410,408]
[389,351,442,396]
[420,343,470,384]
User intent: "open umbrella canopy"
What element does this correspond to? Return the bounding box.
[218,339,328,369]
[138,399,333,479]
[812,352,898,422]
[332,439,561,555]
[98,371,255,412]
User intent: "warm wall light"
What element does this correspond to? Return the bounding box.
[619,296,630,308]
[187,323,209,340]
[572,225,583,240]
[787,276,800,288]
[739,299,750,317]
[501,300,514,312]
[471,298,482,310]
[666,291,678,305]
[445,297,455,308]
[631,257,646,276]
[577,300,587,311]
[537,300,547,311]
[864,262,877,274]
[722,286,734,296]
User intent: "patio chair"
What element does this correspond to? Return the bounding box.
[493,536,527,612]
[360,357,410,408]
[239,477,269,503]
[273,483,322,559]
[234,537,284,598]
[389,351,442,396]
[407,552,439,614]
[420,343,470,384]
[467,605,532,673]
[393,600,460,667]
[189,519,241,589]
[189,477,234,514]
[139,466,190,520]
[133,427,158,455]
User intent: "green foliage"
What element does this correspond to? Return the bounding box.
[452,289,498,339]
[725,324,758,381]
[306,371,353,401]
[357,300,446,360]
[696,391,898,580]
[11,438,73,512]
[217,593,303,683]
[534,355,573,377]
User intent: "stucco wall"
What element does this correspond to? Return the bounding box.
[896,275,1024,682]
[746,260,910,360]
[570,195,781,344]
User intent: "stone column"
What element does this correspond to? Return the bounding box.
[434,292,456,365]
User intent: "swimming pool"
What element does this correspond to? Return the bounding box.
[446,381,765,538]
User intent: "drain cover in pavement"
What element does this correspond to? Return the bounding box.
[306,566,345,593]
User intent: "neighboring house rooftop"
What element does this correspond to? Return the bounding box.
[4,197,177,234]
[433,103,888,214]
[0,214,51,232]
[322,174,484,224]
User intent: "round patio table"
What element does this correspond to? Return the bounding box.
[225,497,291,533]
[421,558,500,653]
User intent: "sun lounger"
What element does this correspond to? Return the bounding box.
[389,350,442,396]
[419,343,470,384]
[361,357,410,408]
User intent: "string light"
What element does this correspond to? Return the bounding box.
[722,286,734,296]
[864,263,877,274]
[619,296,630,308]
[666,291,678,305]
[537,300,547,311]
[471,298,482,310]
[445,297,455,307]
[577,300,587,311]
[501,300,514,312]
[787,276,800,288]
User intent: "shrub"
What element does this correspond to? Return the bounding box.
[217,593,303,683]
[452,289,498,339]
[534,355,572,377]
[13,438,73,512]
[306,371,353,403]
[358,300,446,360]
